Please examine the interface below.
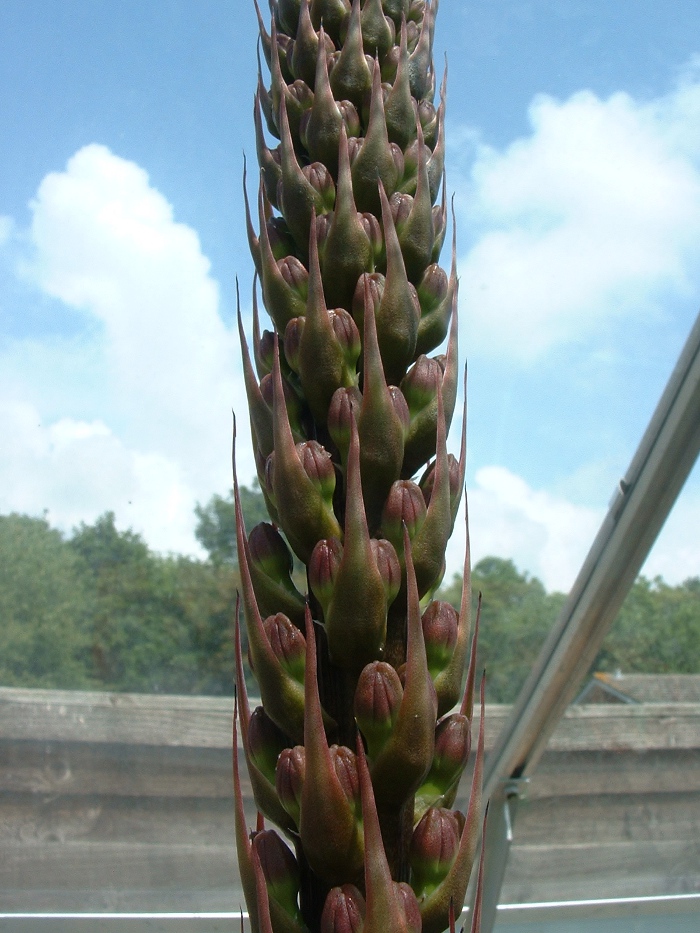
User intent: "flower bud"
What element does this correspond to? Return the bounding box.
[421,600,459,676]
[351,272,384,336]
[396,882,422,933]
[354,661,403,759]
[420,453,460,511]
[283,316,305,373]
[257,328,276,377]
[249,522,294,582]
[260,369,304,437]
[410,807,462,898]
[328,386,362,466]
[360,211,384,267]
[308,536,343,616]
[388,386,410,435]
[253,829,302,919]
[275,745,306,825]
[329,307,362,370]
[381,479,427,546]
[296,439,336,501]
[401,354,441,417]
[417,263,448,317]
[248,706,290,784]
[321,884,366,933]
[267,216,296,261]
[330,744,361,813]
[339,100,361,137]
[432,713,471,788]
[303,161,336,213]
[264,612,306,684]
[418,98,438,148]
[278,255,310,302]
[370,538,401,604]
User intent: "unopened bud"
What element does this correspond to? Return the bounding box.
[417,264,448,316]
[253,829,301,917]
[321,884,366,933]
[266,216,296,261]
[381,479,427,545]
[329,307,361,370]
[339,100,361,138]
[328,386,362,462]
[360,212,384,267]
[330,745,361,813]
[249,522,294,582]
[248,706,289,784]
[401,354,441,416]
[354,661,403,759]
[410,807,462,897]
[283,316,305,373]
[352,272,384,334]
[421,600,459,675]
[370,538,401,605]
[309,537,343,615]
[278,255,309,302]
[303,161,336,213]
[432,713,471,785]
[396,882,422,933]
[276,745,306,825]
[420,453,460,510]
[296,440,336,501]
[388,386,410,434]
[264,613,306,684]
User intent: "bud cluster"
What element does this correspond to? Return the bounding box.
[233,2,486,931]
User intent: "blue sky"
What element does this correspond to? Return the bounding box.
[1,0,699,591]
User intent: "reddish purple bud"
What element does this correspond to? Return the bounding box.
[360,212,384,265]
[248,706,290,784]
[309,537,343,615]
[303,161,336,212]
[352,271,384,334]
[381,479,427,545]
[410,807,462,897]
[296,439,336,501]
[321,885,366,933]
[266,216,296,261]
[253,829,301,918]
[370,538,401,605]
[283,316,304,373]
[388,386,410,434]
[249,522,294,581]
[263,613,306,683]
[330,745,361,812]
[390,190,413,228]
[275,745,306,825]
[432,713,471,786]
[278,255,309,301]
[417,264,448,316]
[418,99,438,147]
[401,354,441,416]
[354,660,403,759]
[328,386,362,463]
[314,211,332,257]
[396,882,422,933]
[420,453,460,509]
[339,100,361,138]
[329,307,362,369]
[422,600,459,675]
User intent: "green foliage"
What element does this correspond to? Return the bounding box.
[440,556,700,703]
[1,503,697,702]
[0,513,95,689]
[597,575,700,674]
[194,482,269,565]
[439,557,564,703]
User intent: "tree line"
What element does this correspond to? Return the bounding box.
[1,486,698,702]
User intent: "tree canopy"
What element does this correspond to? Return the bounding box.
[0,484,698,699]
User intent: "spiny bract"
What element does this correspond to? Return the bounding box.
[233,2,485,931]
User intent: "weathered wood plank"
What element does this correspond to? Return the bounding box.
[3,687,700,752]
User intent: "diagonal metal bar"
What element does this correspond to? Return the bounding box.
[476,307,700,933]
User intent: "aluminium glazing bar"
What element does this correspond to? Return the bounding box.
[476,308,700,932]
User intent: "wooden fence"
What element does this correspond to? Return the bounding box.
[1,687,699,911]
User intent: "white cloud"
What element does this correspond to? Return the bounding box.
[1,144,255,553]
[446,465,604,593]
[459,72,700,360]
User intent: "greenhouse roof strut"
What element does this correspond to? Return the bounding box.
[476,307,700,933]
